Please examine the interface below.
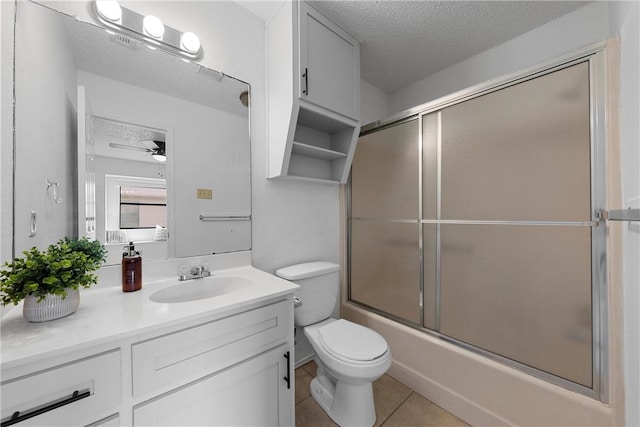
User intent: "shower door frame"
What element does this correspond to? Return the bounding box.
[347,42,609,402]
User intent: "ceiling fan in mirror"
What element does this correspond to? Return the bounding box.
[109,140,166,162]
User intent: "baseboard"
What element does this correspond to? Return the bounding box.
[295,353,315,369]
[388,359,512,426]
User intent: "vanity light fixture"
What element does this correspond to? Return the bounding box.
[95,0,122,22]
[143,15,164,39]
[91,1,202,60]
[181,32,201,54]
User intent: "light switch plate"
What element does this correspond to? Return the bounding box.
[197,188,213,200]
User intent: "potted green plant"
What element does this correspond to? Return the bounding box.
[0,237,106,322]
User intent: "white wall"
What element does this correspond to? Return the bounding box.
[1,2,14,264]
[12,1,78,256]
[609,2,640,426]
[360,79,390,126]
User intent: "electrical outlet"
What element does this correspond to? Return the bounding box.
[197,188,213,200]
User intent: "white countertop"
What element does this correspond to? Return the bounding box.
[1,265,298,371]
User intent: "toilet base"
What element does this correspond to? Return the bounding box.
[310,375,376,427]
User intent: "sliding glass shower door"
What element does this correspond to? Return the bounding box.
[350,119,421,324]
[349,58,604,393]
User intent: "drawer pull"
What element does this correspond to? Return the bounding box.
[1,389,91,427]
[283,351,291,390]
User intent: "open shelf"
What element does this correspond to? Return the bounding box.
[291,142,347,161]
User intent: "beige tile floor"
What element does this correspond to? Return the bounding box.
[295,361,469,427]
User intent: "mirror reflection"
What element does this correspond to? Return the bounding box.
[14,1,251,265]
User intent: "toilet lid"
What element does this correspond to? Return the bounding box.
[317,319,388,361]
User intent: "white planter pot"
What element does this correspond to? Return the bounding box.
[23,288,80,322]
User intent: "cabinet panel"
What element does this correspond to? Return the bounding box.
[87,414,120,427]
[132,300,291,397]
[298,2,360,120]
[133,346,293,426]
[1,350,121,427]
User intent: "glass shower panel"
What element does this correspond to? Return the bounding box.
[439,224,593,387]
[350,220,421,324]
[440,62,591,222]
[351,119,419,220]
[422,224,437,329]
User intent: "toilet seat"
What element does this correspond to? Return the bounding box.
[317,319,388,364]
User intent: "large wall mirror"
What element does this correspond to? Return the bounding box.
[14,1,251,265]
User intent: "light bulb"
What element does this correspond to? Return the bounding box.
[180,32,200,54]
[96,0,122,22]
[143,15,164,39]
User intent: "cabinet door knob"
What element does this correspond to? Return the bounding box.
[302,68,309,96]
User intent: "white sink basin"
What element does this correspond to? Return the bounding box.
[149,276,252,303]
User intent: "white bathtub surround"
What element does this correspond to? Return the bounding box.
[343,304,613,426]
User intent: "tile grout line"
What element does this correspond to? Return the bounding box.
[378,391,415,427]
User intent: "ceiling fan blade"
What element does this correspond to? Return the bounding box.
[108,142,152,153]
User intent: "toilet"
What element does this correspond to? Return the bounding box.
[276,261,391,427]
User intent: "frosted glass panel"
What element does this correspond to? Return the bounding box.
[439,224,592,387]
[422,224,437,330]
[422,113,438,220]
[350,220,420,324]
[441,62,591,221]
[352,120,419,219]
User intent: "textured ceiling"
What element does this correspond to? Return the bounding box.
[239,0,591,93]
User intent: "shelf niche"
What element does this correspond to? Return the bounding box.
[284,107,359,184]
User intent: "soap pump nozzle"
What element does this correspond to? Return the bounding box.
[123,241,138,257]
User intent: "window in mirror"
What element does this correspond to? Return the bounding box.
[119,186,167,229]
[105,175,166,244]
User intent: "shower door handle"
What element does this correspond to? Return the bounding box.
[597,208,640,222]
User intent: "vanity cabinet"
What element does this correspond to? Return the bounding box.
[0,350,121,427]
[267,0,361,184]
[131,297,294,426]
[1,296,295,427]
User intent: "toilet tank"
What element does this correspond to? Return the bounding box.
[276,261,340,327]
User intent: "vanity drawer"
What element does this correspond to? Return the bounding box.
[1,350,121,426]
[131,298,292,397]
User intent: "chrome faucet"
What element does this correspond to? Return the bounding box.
[179,264,211,281]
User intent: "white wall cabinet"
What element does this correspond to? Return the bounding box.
[267,1,361,184]
[298,1,359,120]
[1,297,294,427]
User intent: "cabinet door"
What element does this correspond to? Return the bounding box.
[298,1,360,120]
[133,345,294,426]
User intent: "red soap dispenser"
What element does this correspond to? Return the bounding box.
[122,242,142,292]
